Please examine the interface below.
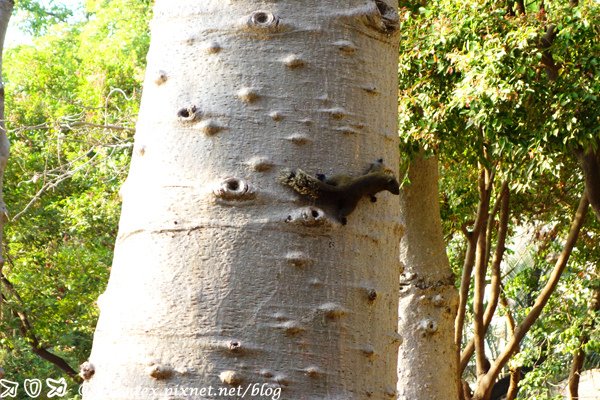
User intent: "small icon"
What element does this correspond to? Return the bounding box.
[46,378,68,398]
[0,379,19,398]
[24,379,43,398]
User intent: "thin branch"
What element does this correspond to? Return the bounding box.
[473,194,589,400]
[0,0,14,266]
[460,182,510,373]
[499,290,517,334]
[12,121,134,134]
[62,121,135,132]
[485,184,505,267]
[568,286,600,399]
[482,182,509,327]
[0,267,79,379]
[505,367,522,400]
[11,149,103,221]
[576,146,600,222]
[540,24,559,80]
[456,168,491,349]
[474,167,493,377]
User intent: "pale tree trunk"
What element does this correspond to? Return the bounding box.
[397,154,460,400]
[83,1,401,399]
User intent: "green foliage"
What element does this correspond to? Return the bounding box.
[398,0,600,185]
[14,0,75,36]
[0,0,150,390]
[398,0,600,396]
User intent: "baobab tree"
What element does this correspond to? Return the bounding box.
[83,1,405,398]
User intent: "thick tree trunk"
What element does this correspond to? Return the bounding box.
[397,154,459,400]
[84,1,401,399]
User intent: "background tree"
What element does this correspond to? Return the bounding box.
[397,153,460,399]
[397,0,599,398]
[0,0,150,395]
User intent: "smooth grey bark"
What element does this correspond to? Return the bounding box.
[397,154,459,400]
[84,1,401,399]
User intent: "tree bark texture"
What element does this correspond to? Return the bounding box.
[397,155,459,400]
[84,1,401,399]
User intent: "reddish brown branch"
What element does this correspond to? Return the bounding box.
[473,168,494,377]
[472,194,589,400]
[460,182,510,373]
[485,183,506,267]
[568,348,585,400]
[505,367,522,400]
[456,168,492,350]
[577,147,600,222]
[568,286,600,399]
[540,24,559,80]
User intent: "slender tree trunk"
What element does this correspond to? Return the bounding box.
[568,285,600,399]
[455,168,490,352]
[460,182,509,372]
[397,154,459,400]
[577,147,600,221]
[505,367,522,400]
[84,1,401,399]
[0,0,13,266]
[473,166,492,378]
